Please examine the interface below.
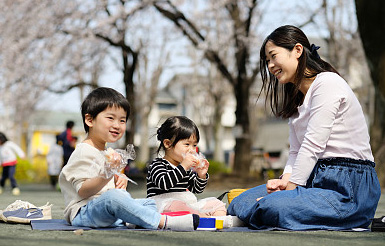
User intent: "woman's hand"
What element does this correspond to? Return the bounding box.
[266,178,288,194]
[114,173,128,189]
[266,173,291,194]
[285,181,298,190]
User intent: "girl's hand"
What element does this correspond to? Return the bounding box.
[180,152,199,170]
[195,159,209,179]
[266,178,288,194]
[114,173,128,189]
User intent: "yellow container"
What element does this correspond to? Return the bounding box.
[215,219,224,230]
[227,189,248,204]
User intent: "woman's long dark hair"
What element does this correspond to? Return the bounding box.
[259,25,339,119]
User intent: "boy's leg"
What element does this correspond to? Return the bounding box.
[72,189,199,231]
[72,189,161,229]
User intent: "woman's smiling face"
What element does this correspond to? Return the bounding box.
[265,41,302,84]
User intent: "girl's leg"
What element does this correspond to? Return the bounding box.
[8,166,17,188]
[163,200,203,216]
[0,166,10,187]
[200,199,227,216]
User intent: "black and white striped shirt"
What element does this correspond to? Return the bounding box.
[146,158,208,198]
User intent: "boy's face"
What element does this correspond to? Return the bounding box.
[85,106,127,147]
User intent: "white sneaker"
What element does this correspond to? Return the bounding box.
[0,187,3,194]
[164,214,200,231]
[12,187,20,196]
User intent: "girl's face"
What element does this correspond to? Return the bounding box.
[164,134,198,165]
[265,41,302,84]
[85,106,127,150]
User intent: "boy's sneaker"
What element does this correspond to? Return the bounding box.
[12,187,20,196]
[0,187,3,194]
[0,203,52,223]
[164,214,200,231]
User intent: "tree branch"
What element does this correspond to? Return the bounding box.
[153,0,234,84]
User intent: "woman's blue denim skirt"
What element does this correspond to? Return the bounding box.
[227,157,381,230]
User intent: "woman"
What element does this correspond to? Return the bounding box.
[227,25,381,230]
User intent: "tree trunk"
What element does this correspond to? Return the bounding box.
[213,97,224,162]
[122,47,138,145]
[233,80,252,177]
[355,0,385,186]
[138,111,150,164]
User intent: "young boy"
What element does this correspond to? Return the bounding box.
[59,87,199,230]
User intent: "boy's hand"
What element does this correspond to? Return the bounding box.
[195,159,209,179]
[114,173,128,189]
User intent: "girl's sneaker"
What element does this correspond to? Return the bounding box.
[12,187,20,196]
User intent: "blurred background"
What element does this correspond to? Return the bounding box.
[0,0,383,187]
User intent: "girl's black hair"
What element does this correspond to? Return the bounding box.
[81,87,131,133]
[0,132,8,144]
[259,25,339,119]
[156,116,200,155]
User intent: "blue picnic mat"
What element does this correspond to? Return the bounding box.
[30,219,369,232]
[30,219,258,232]
[30,219,150,231]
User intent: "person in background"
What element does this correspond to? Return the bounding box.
[59,120,76,167]
[227,25,381,230]
[0,132,25,196]
[46,134,64,190]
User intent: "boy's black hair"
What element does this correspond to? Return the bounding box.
[81,87,131,133]
[156,116,200,155]
[0,132,8,144]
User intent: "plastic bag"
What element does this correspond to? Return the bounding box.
[100,144,137,185]
[183,151,206,171]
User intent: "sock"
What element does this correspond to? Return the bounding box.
[164,214,200,231]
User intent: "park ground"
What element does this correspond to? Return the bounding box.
[0,177,384,246]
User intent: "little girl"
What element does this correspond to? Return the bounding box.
[146,116,226,217]
[0,132,25,196]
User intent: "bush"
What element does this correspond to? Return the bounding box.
[208,160,229,175]
[14,156,49,184]
[14,158,34,182]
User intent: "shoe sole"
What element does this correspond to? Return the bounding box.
[0,210,8,222]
